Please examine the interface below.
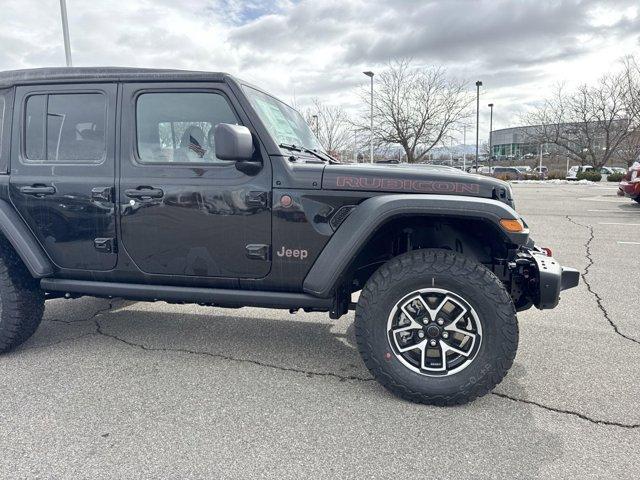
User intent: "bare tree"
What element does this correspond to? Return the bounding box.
[620,55,640,165]
[304,99,351,156]
[359,59,472,163]
[622,55,640,121]
[525,71,637,167]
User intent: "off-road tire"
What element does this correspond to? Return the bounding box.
[355,249,518,406]
[0,241,45,352]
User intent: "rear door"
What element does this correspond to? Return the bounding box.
[9,84,117,271]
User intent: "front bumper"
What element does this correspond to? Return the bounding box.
[510,247,579,310]
[530,251,580,309]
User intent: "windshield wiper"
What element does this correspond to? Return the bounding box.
[278,143,341,164]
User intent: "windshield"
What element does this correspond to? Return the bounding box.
[243,85,322,152]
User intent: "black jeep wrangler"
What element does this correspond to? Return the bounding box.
[0,68,578,405]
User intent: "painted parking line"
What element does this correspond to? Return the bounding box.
[617,241,640,245]
[579,197,631,203]
[598,222,640,226]
[588,209,638,213]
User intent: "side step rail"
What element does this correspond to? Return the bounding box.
[40,279,333,311]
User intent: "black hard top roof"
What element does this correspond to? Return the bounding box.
[0,67,233,88]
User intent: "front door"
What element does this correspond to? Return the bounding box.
[9,84,118,271]
[118,83,271,279]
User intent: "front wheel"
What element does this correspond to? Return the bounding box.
[355,249,518,406]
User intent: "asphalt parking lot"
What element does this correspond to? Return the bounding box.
[1,183,638,479]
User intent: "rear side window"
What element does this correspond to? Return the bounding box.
[0,96,5,158]
[136,92,238,164]
[24,93,106,163]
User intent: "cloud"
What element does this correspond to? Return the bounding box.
[0,0,638,140]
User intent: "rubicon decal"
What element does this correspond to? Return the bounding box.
[276,246,309,260]
[335,176,480,194]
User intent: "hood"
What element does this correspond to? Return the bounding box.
[322,163,514,206]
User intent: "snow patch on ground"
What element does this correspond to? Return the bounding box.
[511,179,598,185]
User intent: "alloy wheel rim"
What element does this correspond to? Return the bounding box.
[386,288,483,376]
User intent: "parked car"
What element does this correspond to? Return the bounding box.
[566,165,593,180]
[492,166,523,179]
[0,67,578,406]
[514,166,532,173]
[618,162,640,203]
[465,164,485,173]
[599,166,626,175]
[533,166,548,178]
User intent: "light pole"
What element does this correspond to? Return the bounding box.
[462,124,467,171]
[487,103,494,171]
[59,0,72,67]
[312,114,319,138]
[353,129,357,162]
[364,71,374,163]
[475,81,482,170]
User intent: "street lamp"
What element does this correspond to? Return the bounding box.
[312,114,319,138]
[59,0,72,67]
[363,71,374,163]
[488,103,494,170]
[462,124,468,171]
[475,81,482,170]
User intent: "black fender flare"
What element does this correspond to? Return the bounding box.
[303,194,528,298]
[0,199,54,277]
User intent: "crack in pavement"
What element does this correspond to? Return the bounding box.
[566,216,640,345]
[91,308,373,383]
[492,392,640,429]
[23,301,123,350]
[40,297,639,429]
[42,301,123,325]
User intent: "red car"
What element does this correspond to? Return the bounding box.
[618,162,640,203]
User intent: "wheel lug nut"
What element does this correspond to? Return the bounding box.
[442,332,449,339]
[423,319,429,324]
[429,339,437,347]
[418,331,425,339]
[437,318,444,325]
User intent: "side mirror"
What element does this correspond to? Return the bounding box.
[214,123,254,161]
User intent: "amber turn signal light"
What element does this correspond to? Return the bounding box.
[499,218,525,233]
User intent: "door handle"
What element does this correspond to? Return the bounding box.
[125,187,164,199]
[20,185,56,196]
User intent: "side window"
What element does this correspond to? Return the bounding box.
[136,92,238,164]
[0,95,5,162]
[24,93,106,163]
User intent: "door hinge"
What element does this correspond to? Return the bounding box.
[246,244,270,261]
[94,237,117,253]
[91,186,114,203]
[245,191,269,208]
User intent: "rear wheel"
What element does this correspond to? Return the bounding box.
[355,249,518,405]
[0,241,45,352]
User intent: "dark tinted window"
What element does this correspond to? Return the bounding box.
[0,96,4,152]
[25,95,45,160]
[136,92,238,164]
[25,93,106,163]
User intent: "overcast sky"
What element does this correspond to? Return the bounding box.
[1,0,639,143]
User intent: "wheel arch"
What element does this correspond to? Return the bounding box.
[0,199,54,278]
[303,194,528,298]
